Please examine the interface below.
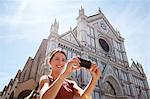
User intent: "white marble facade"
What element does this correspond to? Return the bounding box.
[1,8,149,99]
[45,8,149,99]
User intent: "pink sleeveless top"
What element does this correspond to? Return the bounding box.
[48,76,74,99]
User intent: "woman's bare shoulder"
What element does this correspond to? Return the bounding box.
[39,75,49,85]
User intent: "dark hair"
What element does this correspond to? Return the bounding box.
[47,48,67,64]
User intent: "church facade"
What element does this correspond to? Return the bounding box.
[0,8,149,99]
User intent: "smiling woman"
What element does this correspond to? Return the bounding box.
[38,49,101,99]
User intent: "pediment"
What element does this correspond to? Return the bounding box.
[60,31,80,46]
[103,64,116,78]
[88,14,123,41]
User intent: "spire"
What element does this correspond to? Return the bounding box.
[98,7,102,13]
[116,28,121,36]
[70,27,72,31]
[79,6,84,15]
[98,7,104,15]
[50,19,59,34]
[54,18,57,25]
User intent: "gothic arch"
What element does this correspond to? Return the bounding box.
[102,75,123,96]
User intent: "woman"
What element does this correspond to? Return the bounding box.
[39,49,101,99]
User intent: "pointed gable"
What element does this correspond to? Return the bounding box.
[60,29,80,46]
[87,12,123,41]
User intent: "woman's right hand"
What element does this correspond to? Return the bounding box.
[61,56,81,78]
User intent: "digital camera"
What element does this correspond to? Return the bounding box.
[79,58,91,69]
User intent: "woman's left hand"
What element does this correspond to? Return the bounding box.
[77,63,101,98]
[89,63,101,81]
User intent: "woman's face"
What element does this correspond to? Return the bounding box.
[50,52,66,73]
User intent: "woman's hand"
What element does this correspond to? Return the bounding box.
[89,63,101,81]
[61,56,81,78]
[73,62,101,98]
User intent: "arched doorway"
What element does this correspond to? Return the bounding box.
[18,90,32,99]
[102,75,124,99]
[103,81,116,96]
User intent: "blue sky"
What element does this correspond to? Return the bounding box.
[0,0,150,91]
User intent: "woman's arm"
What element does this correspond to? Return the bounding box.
[40,75,66,99]
[73,63,101,99]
